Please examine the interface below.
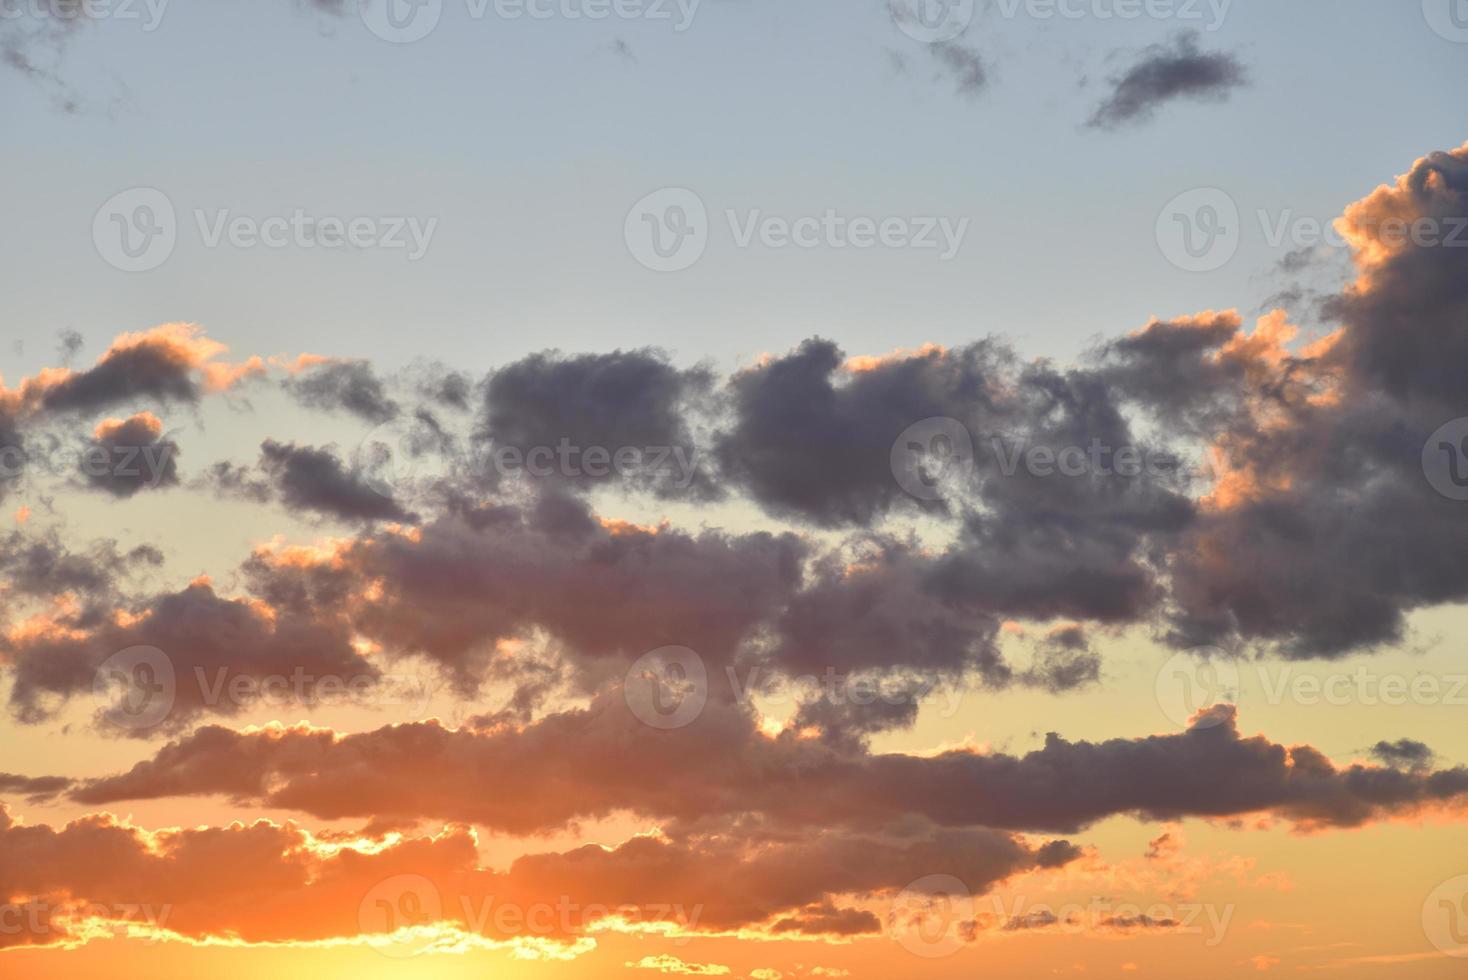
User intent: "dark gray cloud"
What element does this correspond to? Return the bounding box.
[77,413,180,498]
[71,702,1468,836]
[480,348,717,498]
[1020,625,1102,693]
[1370,738,1434,769]
[1088,32,1246,129]
[0,772,71,803]
[4,578,373,734]
[284,360,400,424]
[41,336,203,414]
[932,41,986,96]
[260,439,414,523]
[0,529,161,611]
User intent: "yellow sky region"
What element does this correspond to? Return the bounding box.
[0,811,1463,978]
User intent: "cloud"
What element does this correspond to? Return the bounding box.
[627,955,732,975]
[77,413,180,498]
[0,772,71,803]
[1369,738,1434,769]
[284,360,400,424]
[931,42,986,96]
[4,579,373,734]
[479,348,717,498]
[1088,32,1247,129]
[71,702,1468,836]
[0,802,1064,950]
[259,440,414,523]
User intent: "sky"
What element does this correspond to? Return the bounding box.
[2,0,1468,977]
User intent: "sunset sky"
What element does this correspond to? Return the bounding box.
[3,1,1468,977]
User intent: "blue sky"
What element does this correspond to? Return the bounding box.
[5,0,1465,378]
